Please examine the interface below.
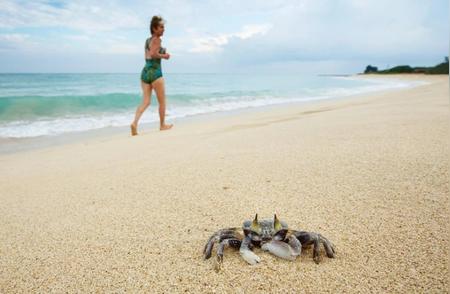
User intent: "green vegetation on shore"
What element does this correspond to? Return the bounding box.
[364,57,449,74]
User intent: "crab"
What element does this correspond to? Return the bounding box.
[203,214,335,270]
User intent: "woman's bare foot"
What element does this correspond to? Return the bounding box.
[160,124,173,131]
[130,123,138,136]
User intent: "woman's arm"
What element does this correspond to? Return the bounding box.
[150,37,169,59]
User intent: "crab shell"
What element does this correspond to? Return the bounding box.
[242,214,289,244]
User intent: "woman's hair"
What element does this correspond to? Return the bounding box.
[150,15,164,34]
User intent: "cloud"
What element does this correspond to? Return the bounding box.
[0,0,150,56]
[0,33,28,43]
[215,0,448,67]
[0,33,36,51]
[0,0,142,32]
[64,35,90,41]
[186,24,272,53]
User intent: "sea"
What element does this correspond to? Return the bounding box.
[0,73,425,140]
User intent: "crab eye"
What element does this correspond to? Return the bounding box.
[250,214,261,234]
[273,214,283,231]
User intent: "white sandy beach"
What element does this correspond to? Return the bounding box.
[0,74,448,293]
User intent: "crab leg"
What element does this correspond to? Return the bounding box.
[207,237,242,272]
[203,228,241,260]
[312,235,321,263]
[293,231,335,263]
[239,235,261,265]
[320,234,336,258]
[216,238,241,262]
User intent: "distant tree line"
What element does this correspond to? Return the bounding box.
[364,57,449,74]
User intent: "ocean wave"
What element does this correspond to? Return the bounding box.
[0,75,426,138]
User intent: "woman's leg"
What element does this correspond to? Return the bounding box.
[152,77,173,131]
[131,81,152,135]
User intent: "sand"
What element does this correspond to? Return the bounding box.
[0,74,448,293]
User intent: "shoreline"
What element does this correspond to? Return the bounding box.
[0,74,436,156]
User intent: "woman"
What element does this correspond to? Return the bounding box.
[130,15,173,135]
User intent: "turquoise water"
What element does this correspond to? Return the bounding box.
[0,73,421,138]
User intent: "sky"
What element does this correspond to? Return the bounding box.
[0,0,448,74]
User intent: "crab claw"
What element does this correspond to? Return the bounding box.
[261,236,301,261]
[240,249,261,265]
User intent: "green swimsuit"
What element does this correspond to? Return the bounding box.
[140,37,164,84]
